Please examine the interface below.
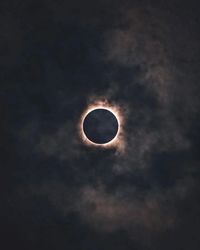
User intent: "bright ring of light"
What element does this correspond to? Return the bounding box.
[83,108,120,145]
[79,99,125,151]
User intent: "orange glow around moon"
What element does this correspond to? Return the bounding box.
[79,99,126,152]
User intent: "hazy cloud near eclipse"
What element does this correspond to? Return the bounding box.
[19,1,200,242]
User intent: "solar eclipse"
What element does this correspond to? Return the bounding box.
[83,108,119,144]
[79,99,125,151]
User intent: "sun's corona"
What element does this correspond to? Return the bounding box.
[79,99,125,151]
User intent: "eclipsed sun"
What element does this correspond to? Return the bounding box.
[79,99,125,152]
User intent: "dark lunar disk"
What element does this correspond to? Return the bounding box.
[83,108,119,144]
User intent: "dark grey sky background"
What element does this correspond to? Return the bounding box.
[0,0,200,249]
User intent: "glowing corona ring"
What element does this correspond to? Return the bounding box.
[79,99,125,151]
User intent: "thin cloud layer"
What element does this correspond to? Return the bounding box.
[10,1,200,248]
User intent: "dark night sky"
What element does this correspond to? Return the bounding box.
[0,0,200,249]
